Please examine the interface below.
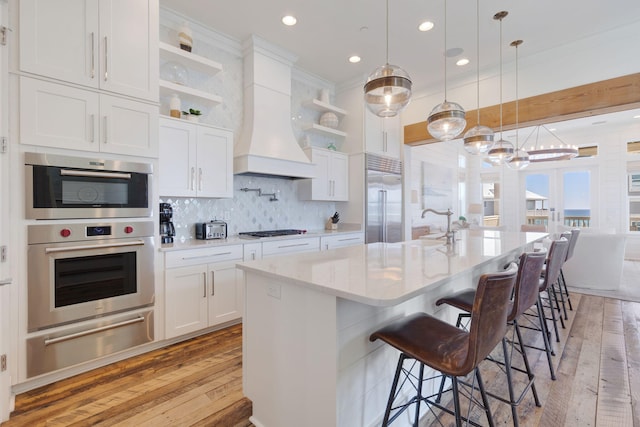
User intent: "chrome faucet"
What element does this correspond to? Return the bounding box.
[421,208,455,245]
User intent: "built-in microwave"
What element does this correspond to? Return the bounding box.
[25,152,152,219]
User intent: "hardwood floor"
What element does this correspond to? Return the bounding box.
[3,292,639,426]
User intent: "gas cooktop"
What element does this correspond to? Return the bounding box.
[238,229,306,238]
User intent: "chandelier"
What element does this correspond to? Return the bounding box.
[524,125,579,162]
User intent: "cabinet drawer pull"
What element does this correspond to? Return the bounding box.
[181,251,233,261]
[339,237,361,242]
[44,316,144,346]
[0,278,12,286]
[278,243,309,249]
[203,272,207,297]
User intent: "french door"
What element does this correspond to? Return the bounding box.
[523,166,597,233]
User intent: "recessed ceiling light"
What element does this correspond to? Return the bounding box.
[282,15,297,26]
[418,21,434,32]
[456,58,469,66]
[348,55,361,64]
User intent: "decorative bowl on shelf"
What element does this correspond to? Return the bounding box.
[319,112,339,129]
[160,61,189,85]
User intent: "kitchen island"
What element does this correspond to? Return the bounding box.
[237,230,546,427]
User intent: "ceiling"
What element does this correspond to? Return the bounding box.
[159,0,640,146]
[160,0,640,95]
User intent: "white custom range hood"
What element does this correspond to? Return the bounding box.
[234,36,315,179]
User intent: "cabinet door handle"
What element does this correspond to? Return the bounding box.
[89,114,95,142]
[104,36,108,81]
[251,252,256,260]
[90,32,95,78]
[203,272,207,298]
[211,271,215,296]
[190,167,196,190]
[103,116,108,143]
[199,168,203,191]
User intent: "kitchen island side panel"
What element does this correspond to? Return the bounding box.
[243,272,337,427]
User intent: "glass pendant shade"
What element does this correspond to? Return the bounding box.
[487,139,515,165]
[463,125,495,154]
[507,147,530,170]
[364,64,412,118]
[427,100,467,141]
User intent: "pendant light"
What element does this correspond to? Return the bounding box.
[364,0,412,118]
[427,0,466,141]
[486,11,514,165]
[507,39,530,170]
[463,0,495,155]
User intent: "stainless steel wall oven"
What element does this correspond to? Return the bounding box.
[27,221,155,332]
[25,152,152,219]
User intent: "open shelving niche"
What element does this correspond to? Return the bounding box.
[302,98,348,138]
[159,41,223,112]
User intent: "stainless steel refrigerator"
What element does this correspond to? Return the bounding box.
[365,154,403,243]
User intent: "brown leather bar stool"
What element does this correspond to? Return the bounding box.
[369,269,517,427]
[434,251,546,427]
[537,237,570,343]
[519,238,569,380]
[557,228,580,316]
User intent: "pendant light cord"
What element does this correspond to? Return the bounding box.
[475,0,480,124]
[443,0,448,100]
[498,16,503,139]
[514,41,519,149]
[385,0,389,64]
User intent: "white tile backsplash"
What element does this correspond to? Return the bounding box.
[160,174,337,242]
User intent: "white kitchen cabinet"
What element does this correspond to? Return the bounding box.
[320,232,365,250]
[20,0,158,102]
[365,110,401,159]
[298,147,349,201]
[158,117,233,198]
[262,237,320,258]
[164,245,243,339]
[20,76,158,157]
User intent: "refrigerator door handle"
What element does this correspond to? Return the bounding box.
[380,189,388,242]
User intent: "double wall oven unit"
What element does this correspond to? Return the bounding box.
[24,153,155,378]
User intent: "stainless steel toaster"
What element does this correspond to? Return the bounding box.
[195,221,227,240]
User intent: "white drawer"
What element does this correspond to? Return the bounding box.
[165,245,243,268]
[321,233,365,250]
[262,237,320,257]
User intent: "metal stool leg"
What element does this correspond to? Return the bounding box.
[560,270,573,311]
[514,319,541,407]
[537,297,557,380]
[382,354,406,426]
[451,376,463,427]
[475,368,495,427]
[501,337,519,427]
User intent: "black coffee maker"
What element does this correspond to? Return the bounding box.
[159,203,175,244]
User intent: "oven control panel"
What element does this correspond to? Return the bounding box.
[28,221,154,244]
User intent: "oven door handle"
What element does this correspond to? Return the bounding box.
[44,316,145,346]
[44,240,146,254]
[60,169,132,180]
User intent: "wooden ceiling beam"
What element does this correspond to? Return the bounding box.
[404,73,640,146]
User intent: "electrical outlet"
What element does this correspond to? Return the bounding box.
[223,211,230,221]
[267,284,281,299]
[1,354,6,371]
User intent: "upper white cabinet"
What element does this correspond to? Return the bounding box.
[20,0,158,102]
[20,76,158,157]
[158,117,233,198]
[365,110,401,159]
[298,147,349,201]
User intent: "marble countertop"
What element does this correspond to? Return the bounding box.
[237,230,547,306]
[159,225,363,252]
